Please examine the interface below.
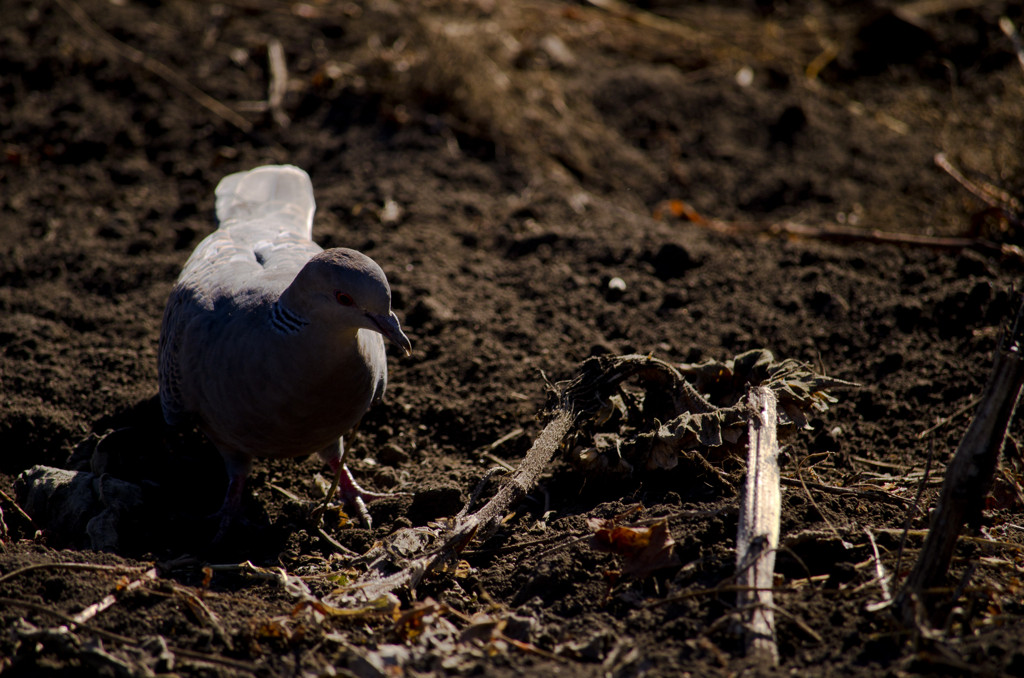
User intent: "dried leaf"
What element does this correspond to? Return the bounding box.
[568,350,853,474]
[594,393,628,426]
[588,517,680,578]
[575,433,634,472]
[589,518,652,551]
[646,436,679,471]
[394,600,445,641]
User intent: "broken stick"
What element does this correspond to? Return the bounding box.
[267,39,290,128]
[340,411,574,603]
[899,292,1024,626]
[735,386,781,665]
[55,0,253,133]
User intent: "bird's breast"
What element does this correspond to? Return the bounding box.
[192,318,385,460]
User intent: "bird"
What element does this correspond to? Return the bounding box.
[157,164,411,538]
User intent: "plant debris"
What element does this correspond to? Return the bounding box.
[565,350,854,476]
[588,516,681,579]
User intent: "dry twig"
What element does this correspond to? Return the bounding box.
[898,292,1024,626]
[172,585,235,650]
[772,220,1024,261]
[999,16,1024,77]
[267,38,290,128]
[585,0,707,45]
[917,398,982,439]
[0,487,35,530]
[778,477,910,508]
[792,459,845,544]
[864,528,894,612]
[342,410,574,603]
[54,0,252,133]
[317,526,361,557]
[735,386,781,665]
[669,211,1024,263]
[0,561,153,585]
[0,596,256,672]
[935,153,1023,217]
[72,566,159,625]
[474,428,524,471]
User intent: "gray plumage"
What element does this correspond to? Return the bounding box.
[158,165,411,532]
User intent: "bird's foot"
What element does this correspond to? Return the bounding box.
[208,475,249,543]
[210,505,241,544]
[317,463,406,530]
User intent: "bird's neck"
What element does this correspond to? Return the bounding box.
[269,298,309,335]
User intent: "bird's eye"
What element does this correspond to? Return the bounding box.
[335,291,355,306]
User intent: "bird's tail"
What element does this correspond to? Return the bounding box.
[214,165,316,239]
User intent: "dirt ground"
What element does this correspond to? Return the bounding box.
[3,0,1024,675]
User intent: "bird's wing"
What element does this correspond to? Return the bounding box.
[187,164,321,289]
[158,165,322,424]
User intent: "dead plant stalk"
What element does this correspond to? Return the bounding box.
[899,294,1024,626]
[735,386,781,665]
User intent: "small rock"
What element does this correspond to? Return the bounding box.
[735,66,754,87]
[379,198,403,224]
[605,276,627,301]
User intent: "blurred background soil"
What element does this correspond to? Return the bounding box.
[2,0,1024,675]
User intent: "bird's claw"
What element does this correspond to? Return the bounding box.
[318,463,402,529]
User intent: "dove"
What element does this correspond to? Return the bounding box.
[158,165,411,536]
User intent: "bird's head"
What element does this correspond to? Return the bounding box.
[286,248,412,355]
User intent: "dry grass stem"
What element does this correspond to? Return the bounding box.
[735,386,781,665]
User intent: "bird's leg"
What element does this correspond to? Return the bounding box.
[317,438,388,528]
[212,452,252,542]
[321,457,342,506]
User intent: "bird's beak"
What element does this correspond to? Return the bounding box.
[369,311,412,356]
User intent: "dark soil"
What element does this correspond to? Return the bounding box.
[3,0,1024,675]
